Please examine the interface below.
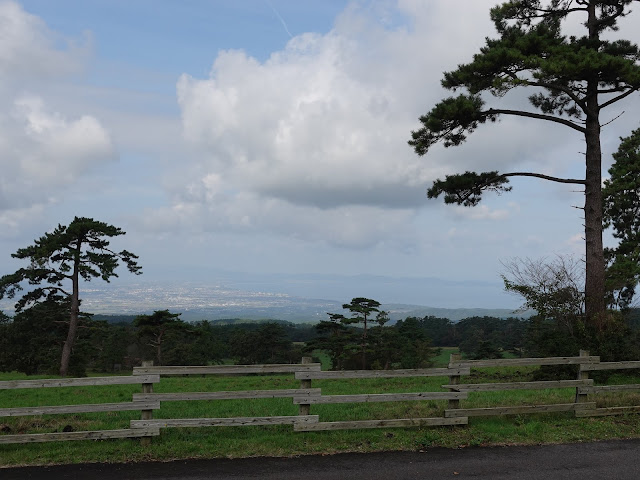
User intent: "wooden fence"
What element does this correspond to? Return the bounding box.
[0,375,161,444]
[129,362,322,431]
[2,351,640,445]
[443,351,640,419]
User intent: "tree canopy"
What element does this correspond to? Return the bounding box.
[603,127,640,308]
[409,0,640,326]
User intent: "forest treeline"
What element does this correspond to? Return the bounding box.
[2,301,639,377]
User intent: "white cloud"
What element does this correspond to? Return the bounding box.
[172,1,508,207]
[453,204,511,221]
[0,0,87,83]
[0,204,45,238]
[158,0,640,250]
[0,1,114,218]
[0,95,115,212]
[165,1,501,247]
[141,183,416,249]
[176,37,430,209]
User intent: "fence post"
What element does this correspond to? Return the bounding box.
[299,356,313,417]
[575,350,589,407]
[140,360,154,446]
[448,353,461,411]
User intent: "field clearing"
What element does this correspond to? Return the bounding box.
[3,364,640,467]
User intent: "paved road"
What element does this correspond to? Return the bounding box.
[3,439,639,479]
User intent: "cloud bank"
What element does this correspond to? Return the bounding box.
[164,0,639,250]
[0,1,115,230]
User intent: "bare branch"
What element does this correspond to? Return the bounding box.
[600,87,640,110]
[502,172,586,185]
[601,111,625,127]
[487,108,587,133]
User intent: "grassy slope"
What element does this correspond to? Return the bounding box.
[2,352,640,467]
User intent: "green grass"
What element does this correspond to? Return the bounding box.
[2,367,640,467]
[432,347,459,367]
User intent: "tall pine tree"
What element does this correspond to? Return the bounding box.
[409,1,640,327]
[0,217,141,376]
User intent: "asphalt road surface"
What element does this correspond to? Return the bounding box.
[3,439,640,480]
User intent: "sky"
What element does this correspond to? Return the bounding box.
[1,0,639,310]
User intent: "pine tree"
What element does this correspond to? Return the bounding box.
[603,127,640,308]
[409,1,640,327]
[0,217,141,376]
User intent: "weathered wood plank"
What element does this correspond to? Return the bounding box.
[140,361,155,447]
[298,356,313,417]
[294,417,468,431]
[580,361,640,372]
[445,402,596,418]
[133,389,321,402]
[580,384,640,394]
[448,353,462,411]
[133,364,321,376]
[0,428,160,444]
[295,367,470,380]
[575,350,590,404]
[292,392,466,405]
[443,379,593,392]
[449,356,600,368]
[575,406,640,417]
[0,401,160,418]
[131,415,319,428]
[0,375,160,390]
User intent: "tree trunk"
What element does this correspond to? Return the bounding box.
[156,330,164,366]
[361,316,368,370]
[60,250,81,377]
[583,1,607,328]
[584,120,606,327]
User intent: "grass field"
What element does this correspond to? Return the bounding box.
[2,356,640,467]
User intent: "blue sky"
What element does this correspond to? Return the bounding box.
[1,0,639,310]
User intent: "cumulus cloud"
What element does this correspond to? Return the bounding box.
[176,38,429,209]
[0,0,87,83]
[166,1,497,246]
[0,96,115,211]
[0,1,114,220]
[141,182,416,249]
[158,0,640,249]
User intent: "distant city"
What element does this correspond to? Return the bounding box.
[1,277,528,323]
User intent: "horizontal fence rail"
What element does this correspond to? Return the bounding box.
[133,389,322,402]
[445,402,597,418]
[0,375,160,390]
[132,364,321,376]
[4,351,640,447]
[448,356,600,368]
[0,401,161,417]
[443,379,594,392]
[580,361,640,371]
[294,417,467,432]
[131,415,320,429]
[292,392,467,405]
[294,367,470,380]
[0,427,161,445]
